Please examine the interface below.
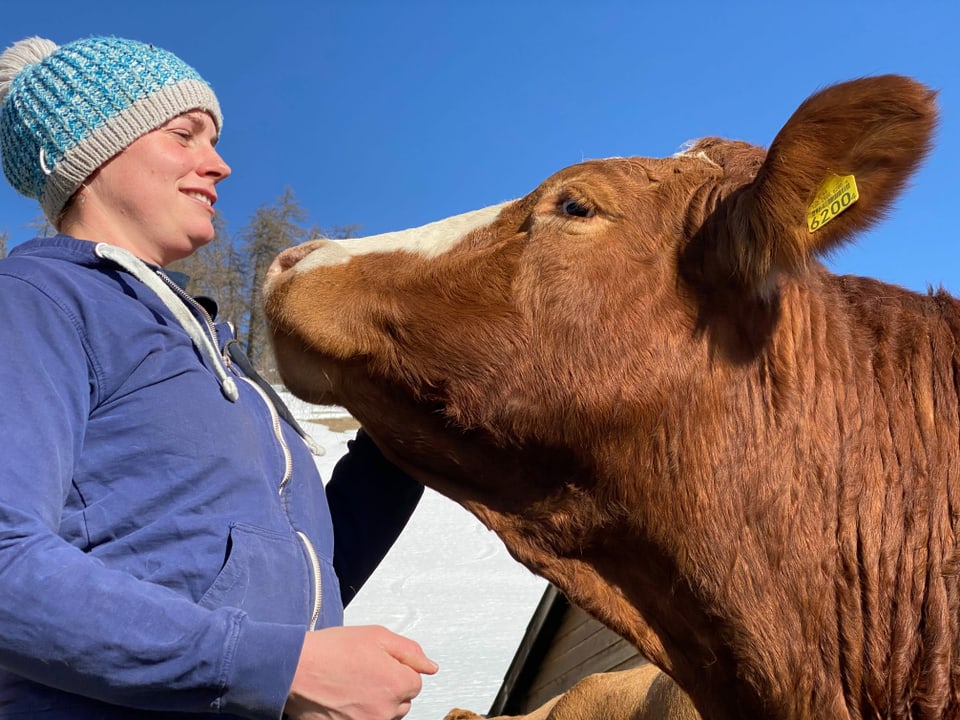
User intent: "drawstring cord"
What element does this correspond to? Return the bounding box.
[224,338,324,456]
[94,243,239,402]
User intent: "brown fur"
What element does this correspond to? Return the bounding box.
[264,76,953,719]
[443,664,698,720]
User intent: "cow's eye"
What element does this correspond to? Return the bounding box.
[560,197,596,218]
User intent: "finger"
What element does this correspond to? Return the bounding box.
[383,635,439,674]
[403,651,439,675]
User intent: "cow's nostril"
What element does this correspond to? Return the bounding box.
[268,243,316,279]
[266,254,288,280]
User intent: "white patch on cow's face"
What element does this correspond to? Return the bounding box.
[292,202,511,274]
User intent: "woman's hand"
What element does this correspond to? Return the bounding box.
[284,625,439,720]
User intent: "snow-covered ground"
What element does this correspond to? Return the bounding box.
[281,393,548,719]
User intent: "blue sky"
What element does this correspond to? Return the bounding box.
[2,1,958,293]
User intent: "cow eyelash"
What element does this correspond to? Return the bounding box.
[558,196,596,218]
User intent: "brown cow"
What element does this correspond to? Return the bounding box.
[443,664,698,720]
[264,76,950,720]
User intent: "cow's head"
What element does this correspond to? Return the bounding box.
[265,75,935,494]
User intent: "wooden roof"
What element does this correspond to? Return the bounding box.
[487,585,647,715]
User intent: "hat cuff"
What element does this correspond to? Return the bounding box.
[40,79,222,222]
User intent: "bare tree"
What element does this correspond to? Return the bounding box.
[25,213,56,239]
[168,215,247,333]
[202,218,247,336]
[0,229,8,259]
[147,189,361,384]
[308,223,364,240]
[240,187,308,377]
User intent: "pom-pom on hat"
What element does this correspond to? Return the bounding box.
[0,36,223,224]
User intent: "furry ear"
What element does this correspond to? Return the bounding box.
[708,75,938,294]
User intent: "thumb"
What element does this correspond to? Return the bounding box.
[383,633,439,675]
[407,650,439,675]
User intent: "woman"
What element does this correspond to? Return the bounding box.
[0,35,435,719]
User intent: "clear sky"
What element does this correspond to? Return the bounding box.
[2,1,958,293]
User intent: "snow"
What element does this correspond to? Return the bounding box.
[282,393,549,719]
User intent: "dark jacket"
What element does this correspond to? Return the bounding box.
[0,236,422,718]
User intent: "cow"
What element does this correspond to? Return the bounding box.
[263,75,949,719]
[443,664,698,720]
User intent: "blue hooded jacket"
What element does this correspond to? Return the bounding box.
[0,236,422,718]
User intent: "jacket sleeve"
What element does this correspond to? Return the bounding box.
[0,274,302,719]
[326,429,424,605]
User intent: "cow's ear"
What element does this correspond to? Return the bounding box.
[715,75,938,294]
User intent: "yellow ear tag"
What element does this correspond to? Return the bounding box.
[807,174,859,232]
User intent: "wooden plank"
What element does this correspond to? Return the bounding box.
[521,602,644,710]
[610,653,649,672]
[528,640,642,707]
[536,623,611,676]
[487,586,646,715]
[548,609,608,652]
[542,628,632,677]
[525,653,643,710]
[487,585,568,715]
[534,609,638,678]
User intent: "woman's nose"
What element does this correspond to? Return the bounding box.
[204,146,231,181]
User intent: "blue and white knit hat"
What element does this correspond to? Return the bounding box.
[0,36,223,223]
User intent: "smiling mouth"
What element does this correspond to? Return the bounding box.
[183,190,214,207]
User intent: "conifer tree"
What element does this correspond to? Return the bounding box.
[240,187,307,378]
[168,215,246,332]
[26,213,55,239]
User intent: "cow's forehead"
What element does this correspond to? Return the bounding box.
[292,202,512,274]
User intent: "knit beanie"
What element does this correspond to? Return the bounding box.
[0,36,223,224]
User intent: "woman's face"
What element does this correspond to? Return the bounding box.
[63,110,231,266]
